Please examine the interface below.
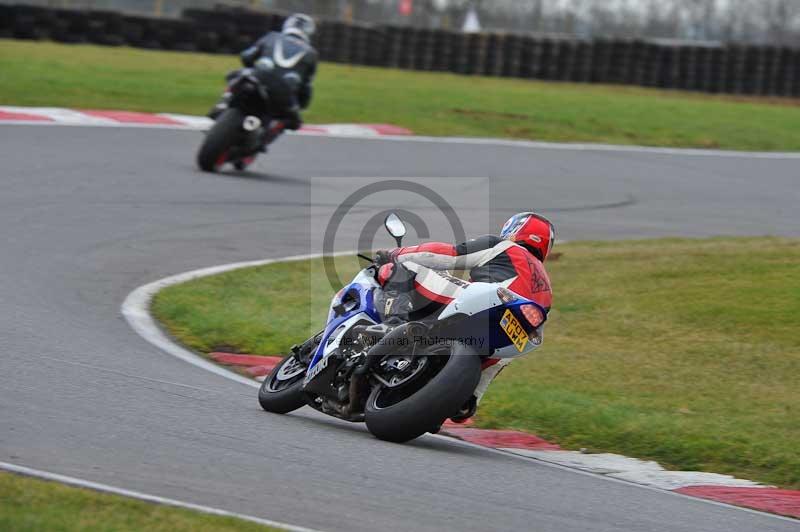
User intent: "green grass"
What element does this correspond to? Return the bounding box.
[4,39,800,150]
[151,238,800,489]
[0,472,280,531]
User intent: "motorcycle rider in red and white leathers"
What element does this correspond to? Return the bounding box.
[376,212,555,423]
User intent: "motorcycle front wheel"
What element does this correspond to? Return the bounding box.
[364,343,481,443]
[258,355,307,414]
[196,108,245,172]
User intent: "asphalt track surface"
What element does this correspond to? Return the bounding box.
[1,124,799,532]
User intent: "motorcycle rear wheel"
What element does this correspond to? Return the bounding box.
[364,344,481,443]
[197,108,245,172]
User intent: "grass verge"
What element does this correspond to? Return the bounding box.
[151,238,800,489]
[3,39,800,150]
[0,471,280,531]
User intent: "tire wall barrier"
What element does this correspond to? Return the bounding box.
[4,3,800,98]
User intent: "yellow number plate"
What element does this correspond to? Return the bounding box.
[500,309,528,352]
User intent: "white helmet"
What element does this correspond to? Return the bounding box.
[282,13,316,43]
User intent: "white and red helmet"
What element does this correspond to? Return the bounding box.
[500,212,555,261]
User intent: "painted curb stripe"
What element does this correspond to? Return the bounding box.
[0,106,412,136]
[363,123,416,136]
[608,470,767,491]
[158,113,216,129]
[496,448,799,517]
[82,109,185,125]
[498,449,664,475]
[210,353,283,367]
[0,109,52,121]
[675,486,800,519]
[6,105,800,159]
[442,427,561,450]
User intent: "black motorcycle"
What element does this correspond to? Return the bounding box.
[196,66,284,172]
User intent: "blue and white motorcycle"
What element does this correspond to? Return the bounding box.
[258,214,548,442]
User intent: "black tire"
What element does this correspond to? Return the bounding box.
[365,344,481,443]
[196,108,244,172]
[258,355,307,414]
[233,159,250,171]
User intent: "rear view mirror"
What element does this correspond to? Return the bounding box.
[384,213,407,247]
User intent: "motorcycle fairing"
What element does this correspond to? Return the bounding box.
[437,282,547,358]
[304,273,381,384]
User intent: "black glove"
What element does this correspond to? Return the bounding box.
[374,249,394,266]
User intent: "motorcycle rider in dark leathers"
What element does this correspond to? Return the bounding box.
[209,13,318,134]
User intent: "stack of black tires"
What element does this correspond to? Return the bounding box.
[4,3,800,98]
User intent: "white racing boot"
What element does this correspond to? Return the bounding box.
[450,358,512,424]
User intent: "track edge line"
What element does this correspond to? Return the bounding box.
[0,461,324,532]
